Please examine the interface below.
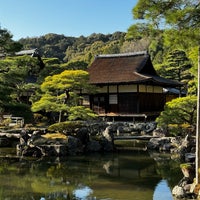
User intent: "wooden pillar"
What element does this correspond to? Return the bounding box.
[136,84,140,113]
[117,85,119,113]
[196,46,200,184]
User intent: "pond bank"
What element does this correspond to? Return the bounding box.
[0,121,157,156]
[1,120,198,198]
[0,120,195,160]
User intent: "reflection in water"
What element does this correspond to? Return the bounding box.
[0,149,181,200]
[103,160,113,174]
[153,180,173,200]
[73,185,93,199]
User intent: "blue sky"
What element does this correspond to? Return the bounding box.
[0,0,138,41]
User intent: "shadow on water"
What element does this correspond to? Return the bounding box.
[0,148,182,200]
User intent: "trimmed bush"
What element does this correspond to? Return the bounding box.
[48,121,84,134]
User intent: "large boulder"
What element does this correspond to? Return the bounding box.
[15,120,158,157]
[172,164,196,199]
[67,136,84,155]
[86,140,101,152]
[147,135,195,159]
[147,137,172,151]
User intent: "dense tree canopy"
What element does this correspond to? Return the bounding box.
[155,49,193,94]
[0,55,41,121]
[133,0,200,28]
[156,96,197,136]
[127,0,200,94]
[19,32,125,62]
[31,70,97,122]
[1,0,200,128]
[0,27,22,55]
[128,0,200,132]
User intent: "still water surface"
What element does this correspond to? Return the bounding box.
[0,148,182,200]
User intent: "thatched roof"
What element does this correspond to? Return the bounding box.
[88,51,182,87]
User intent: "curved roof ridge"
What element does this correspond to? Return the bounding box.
[134,72,151,79]
[136,55,150,72]
[95,51,148,58]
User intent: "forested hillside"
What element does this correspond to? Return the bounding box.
[18,31,157,65]
[18,32,126,63]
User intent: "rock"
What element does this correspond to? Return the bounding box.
[41,145,68,156]
[172,164,196,199]
[172,185,185,198]
[162,143,172,151]
[143,122,157,133]
[185,153,195,163]
[147,137,171,151]
[76,127,90,145]
[31,137,49,146]
[0,133,20,147]
[147,135,195,162]
[103,160,113,174]
[67,136,83,155]
[153,128,167,137]
[14,120,159,157]
[100,138,114,151]
[21,146,45,157]
[87,140,101,152]
[102,126,114,142]
[0,136,11,147]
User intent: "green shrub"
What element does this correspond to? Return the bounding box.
[4,103,34,123]
[68,106,98,121]
[48,121,84,134]
[156,96,197,137]
[180,163,192,170]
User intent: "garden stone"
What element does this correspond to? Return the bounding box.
[87,140,101,152]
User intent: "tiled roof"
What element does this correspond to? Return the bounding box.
[88,51,182,87]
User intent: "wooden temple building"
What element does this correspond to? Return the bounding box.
[84,51,183,120]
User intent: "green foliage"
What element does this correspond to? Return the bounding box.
[180,163,192,170]
[167,123,193,137]
[61,60,88,70]
[163,49,191,80]
[31,93,68,113]
[126,23,159,41]
[133,0,200,29]
[156,96,197,136]
[48,121,84,133]
[4,103,33,123]
[32,70,96,123]
[19,32,125,62]
[128,0,200,97]
[36,63,63,85]
[1,7,199,129]
[157,49,193,93]
[0,55,42,115]
[163,29,200,50]
[41,70,89,92]
[188,46,199,79]
[68,106,98,121]
[42,57,60,65]
[0,27,22,55]
[131,1,200,52]
[101,41,120,54]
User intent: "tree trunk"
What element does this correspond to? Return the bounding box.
[58,111,62,123]
[196,46,200,184]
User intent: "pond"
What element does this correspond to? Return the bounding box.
[0,148,182,200]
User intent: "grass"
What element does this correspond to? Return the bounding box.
[42,133,67,139]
